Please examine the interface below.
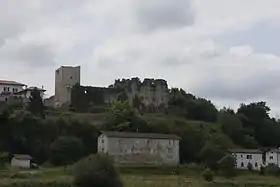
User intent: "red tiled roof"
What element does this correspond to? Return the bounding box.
[0,80,25,86]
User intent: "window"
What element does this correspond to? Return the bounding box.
[241,162,244,167]
[270,156,274,160]
[70,76,73,79]
[255,163,258,167]
[246,155,252,159]
[241,155,243,158]
[101,139,104,143]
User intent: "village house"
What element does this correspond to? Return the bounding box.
[0,80,26,102]
[11,154,33,168]
[15,86,46,103]
[265,148,280,167]
[98,131,180,166]
[231,149,263,171]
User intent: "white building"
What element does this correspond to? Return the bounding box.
[11,154,32,168]
[265,148,280,167]
[231,149,263,170]
[0,80,26,102]
[16,86,46,103]
[98,131,180,166]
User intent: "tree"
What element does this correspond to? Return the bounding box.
[200,142,225,170]
[26,88,45,118]
[74,154,123,187]
[50,136,84,166]
[218,154,236,177]
[103,101,135,130]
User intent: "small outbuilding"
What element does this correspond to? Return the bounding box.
[11,154,33,168]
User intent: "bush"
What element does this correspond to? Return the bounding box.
[247,162,253,171]
[50,136,85,166]
[74,154,123,187]
[264,164,280,176]
[218,154,236,177]
[202,168,214,182]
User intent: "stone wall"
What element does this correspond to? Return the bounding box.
[105,137,179,166]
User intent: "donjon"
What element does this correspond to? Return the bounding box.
[54,66,80,107]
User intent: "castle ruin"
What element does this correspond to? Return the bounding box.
[47,66,169,112]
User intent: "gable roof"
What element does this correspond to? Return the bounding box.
[13,154,32,160]
[0,80,25,86]
[102,131,180,140]
[230,149,262,154]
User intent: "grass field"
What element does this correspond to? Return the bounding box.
[1,166,280,187]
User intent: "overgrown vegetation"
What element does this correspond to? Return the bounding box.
[1,87,280,173]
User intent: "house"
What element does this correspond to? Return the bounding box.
[15,86,46,103]
[98,131,180,166]
[265,148,280,167]
[0,80,26,102]
[231,149,263,170]
[11,154,32,168]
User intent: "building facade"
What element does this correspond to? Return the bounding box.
[11,154,32,168]
[265,149,280,167]
[231,149,263,170]
[98,131,180,166]
[54,66,81,107]
[0,80,26,102]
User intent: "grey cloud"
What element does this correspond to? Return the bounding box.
[15,44,56,68]
[193,71,280,101]
[135,0,194,31]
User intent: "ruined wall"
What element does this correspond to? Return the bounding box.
[104,136,179,166]
[113,77,169,112]
[70,85,126,112]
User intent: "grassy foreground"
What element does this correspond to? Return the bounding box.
[1,166,280,187]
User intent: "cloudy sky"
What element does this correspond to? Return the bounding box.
[1,0,280,116]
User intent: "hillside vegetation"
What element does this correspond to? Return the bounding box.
[0,87,279,168]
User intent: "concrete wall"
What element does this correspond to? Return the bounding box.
[100,136,179,166]
[11,158,30,168]
[55,66,80,107]
[233,152,263,170]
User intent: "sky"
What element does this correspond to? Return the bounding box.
[1,0,280,116]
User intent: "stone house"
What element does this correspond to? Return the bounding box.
[231,149,263,170]
[98,131,180,166]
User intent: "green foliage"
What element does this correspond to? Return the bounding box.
[167,88,218,122]
[202,168,214,182]
[247,162,253,171]
[103,101,136,130]
[74,154,123,187]
[200,142,225,170]
[218,154,236,177]
[50,136,85,166]
[264,164,280,176]
[27,88,45,118]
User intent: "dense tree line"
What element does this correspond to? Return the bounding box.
[1,87,280,170]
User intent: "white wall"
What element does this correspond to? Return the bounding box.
[265,151,278,166]
[233,152,263,170]
[0,85,23,94]
[11,158,30,168]
[99,136,180,166]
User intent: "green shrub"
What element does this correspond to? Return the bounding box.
[202,168,214,182]
[218,154,236,177]
[264,164,280,176]
[247,162,253,171]
[74,154,123,187]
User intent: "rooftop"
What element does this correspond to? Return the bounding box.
[13,154,32,160]
[0,80,25,86]
[230,149,263,153]
[102,131,180,140]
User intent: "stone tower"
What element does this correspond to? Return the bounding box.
[54,66,80,107]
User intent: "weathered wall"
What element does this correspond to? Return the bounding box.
[113,78,169,112]
[102,136,179,166]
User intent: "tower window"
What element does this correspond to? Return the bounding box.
[70,76,73,79]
